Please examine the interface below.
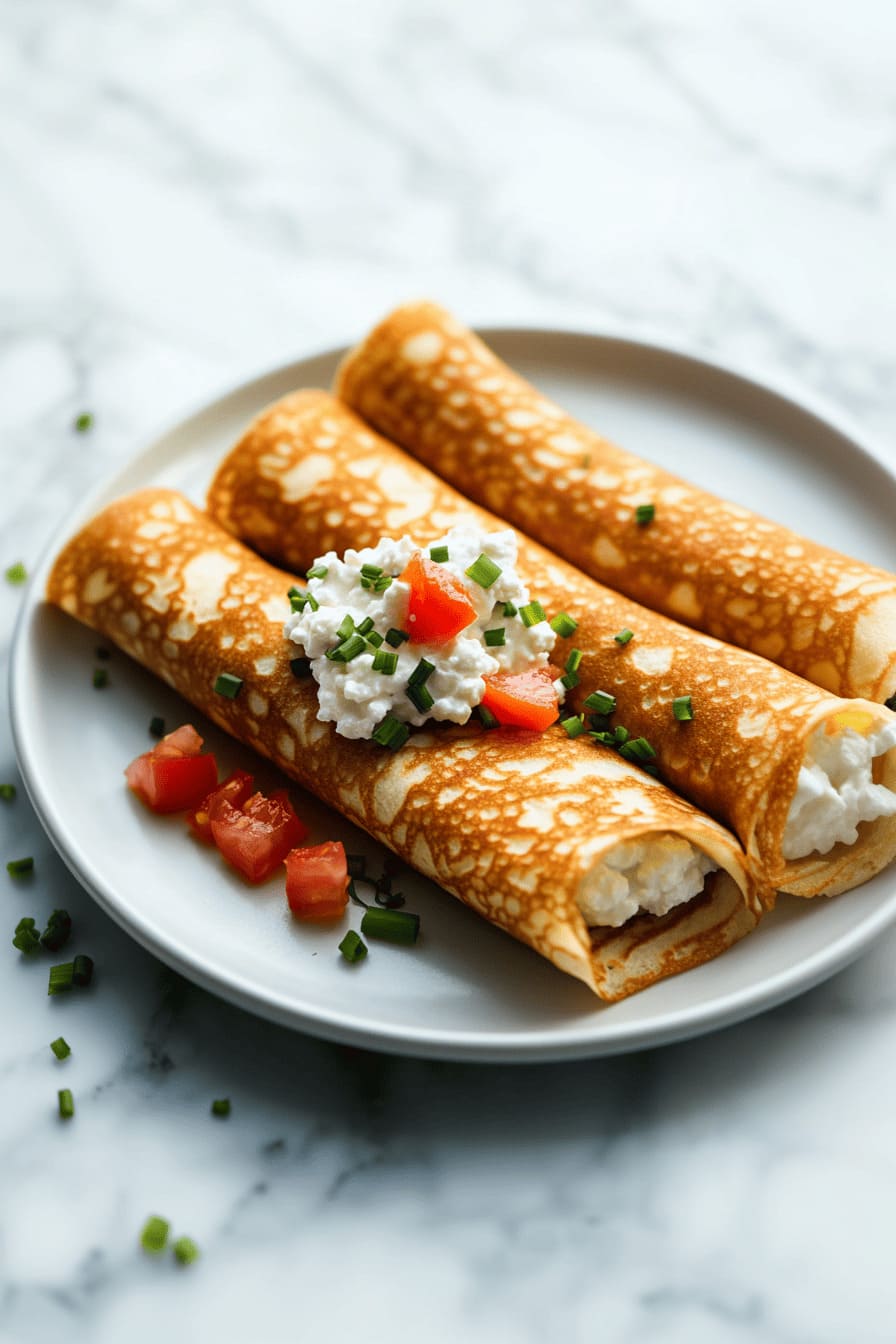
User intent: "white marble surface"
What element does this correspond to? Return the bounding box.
[3,1,896,1339]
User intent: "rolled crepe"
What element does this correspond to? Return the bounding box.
[335,301,896,704]
[46,488,759,1002]
[208,390,896,899]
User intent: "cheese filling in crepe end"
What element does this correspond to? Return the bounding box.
[45,488,761,1003]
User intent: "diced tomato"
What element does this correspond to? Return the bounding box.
[125,724,219,814]
[188,768,254,843]
[480,666,560,732]
[399,553,477,645]
[210,790,308,884]
[284,841,349,921]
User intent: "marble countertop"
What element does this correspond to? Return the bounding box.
[3,2,896,1340]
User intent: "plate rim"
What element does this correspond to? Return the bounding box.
[11,323,896,1062]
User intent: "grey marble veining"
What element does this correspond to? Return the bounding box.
[3,1,896,1340]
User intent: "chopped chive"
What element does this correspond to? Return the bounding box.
[287,585,302,599]
[290,591,319,613]
[635,503,655,526]
[0,783,16,801]
[346,854,367,879]
[7,857,34,877]
[673,695,694,722]
[360,907,420,946]
[13,917,41,954]
[214,672,243,699]
[355,616,374,637]
[336,614,355,642]
[885,692,896,713]
[305,564,328,580]
[372,715,410,750]
[173,1236,201,1266]
[483,628,506,647]
[58,1088,75,1120]
[406,682,435,714]
[74,412,93,433]
[589,712,614,734]
[561,715,587,738]
[619,736,657,764]
[92,667,109,689]
[338,929,368,963]
[347,877,369,909]
[140,1216,169,1254]
[289,657,312,678]
[477,705,499,729]
[429,545,449,563]
[72,955,94,987]
[613,725,630,745]
[95,646,111,661]
[149,715,166,738]
[465,554,502,588]
[584,690,616,716]
[366,631,384,649]
[373,575,393,593]
[372,649,398,675]
[374,875,405,909]
[5,561,27,585]
[407,658,435,687]
[590,730,617,746]
[614,628,634,646]
[565,649,583,675]
[559,671,579,691]
[519,600,547,628]
[211,1098,231,1118]
[360,563,383,580]
[51,1037,71,1061]
[326,634,367,663]
[550,611,578,637]
[385,628,409,648]
[48,962,74,995]
[41,909,72,952]
[502,601,517,617]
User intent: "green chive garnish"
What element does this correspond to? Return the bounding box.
[51,1037,71,1060]
[92,667,109,689]
[385,628,409,647]
[72,955,94,987]
[48,962,74,995]
[550,611,578,637]
[287,585,302,599]
[613,725,630,745]
[483,628,506,647]
[673,695,694,722]
[214,672,243,699]
[372,649,398,675]
[366,631,384,648]
[406,682,435,714]
[173,1237,201,1266]
[360,563,383,580]
[326,634,366,663]
[591,730,616,747]
[559,671,579,691]
[306,564,328,580]
[336,614,355,641]
[502,601,517,617]
[13,917,40,954]
[74,412,93,433]
[372,575,393,592]
[565,649,583,675]
[584,690,616,715]
[140,1215,169,1254]
[149,715,166,738]
[465,554,502,588]
[614,628,634,646]
[519,600,546,628]
[619,736,657,764]
[58,1088,75,1120]
[211,1098,231,1118]
[338,930,368,963]
[477,705,499,729]
[635,503,655,526]
[360,907,420,946]
[355,616,374,637]
[561,715,586,738]
[290,591,319,613]
[7,856,34,877]
[289,657,312,678]
[41,909,72,952]
[372,715,410,750]
[5,561,27,585]
[429,545,449,563]
[407,658,435,686]
[0,783,16,801]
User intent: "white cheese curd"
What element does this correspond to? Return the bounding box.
[782,721,896,860]
[576,834,717,928]
[285,525,558,739]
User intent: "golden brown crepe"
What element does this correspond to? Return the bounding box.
[46,488,760,1002]
[208,390,896,899]
[334,300,896,704]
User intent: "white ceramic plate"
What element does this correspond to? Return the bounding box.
[12,329,896,1061]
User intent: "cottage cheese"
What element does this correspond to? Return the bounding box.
[285,525,557,739]
[782,720,896,860]
[576,834,717,928]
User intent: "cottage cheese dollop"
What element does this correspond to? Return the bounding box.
[782,720,896,860]
[576,833,717,928]
[285,525,557,739]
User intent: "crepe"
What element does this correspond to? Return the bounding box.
[334,300,896,704]
[208,390,896,899]
[46,488,760,1002]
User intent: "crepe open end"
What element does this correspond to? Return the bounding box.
[45,488,759,1001]
[334,301,896,704]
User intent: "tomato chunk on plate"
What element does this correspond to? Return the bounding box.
[125,724,218,814]
[210,790,308,884]
[285,841,350,921]
[399,553,477,645]
[188,768,254,843]
[480,666,560,732]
